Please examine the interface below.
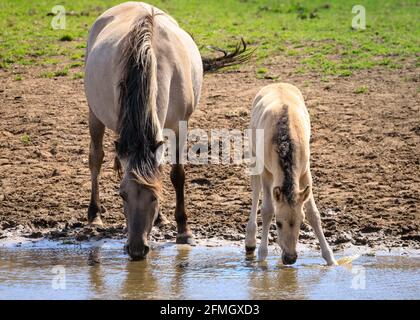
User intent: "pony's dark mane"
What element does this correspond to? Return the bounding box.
[116,12,161,192]
[273,104,295,205]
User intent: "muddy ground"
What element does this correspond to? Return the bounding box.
[0,56,419,251]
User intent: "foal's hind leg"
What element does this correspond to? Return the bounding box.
[87,110,105,226]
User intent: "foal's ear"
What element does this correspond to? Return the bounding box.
[299,185,311,203]
[273,186,283,202]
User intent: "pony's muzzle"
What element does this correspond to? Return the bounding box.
[282,252,297,265]
[125,242,150,260]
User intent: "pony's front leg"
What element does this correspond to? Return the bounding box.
[305,194,337,266]
[87,110,105,226]
[170,163,193,244]
[245,175,261,254]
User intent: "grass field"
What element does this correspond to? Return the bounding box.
[0,0,419,79]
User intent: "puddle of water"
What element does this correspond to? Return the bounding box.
[0,241,419,300]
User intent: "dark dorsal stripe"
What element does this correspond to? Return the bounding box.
[273,104,295,205]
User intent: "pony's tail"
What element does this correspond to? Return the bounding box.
[116,11,162,188]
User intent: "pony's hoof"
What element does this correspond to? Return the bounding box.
[154,212,170,227]
[89,216,103,227]
[176,232,195,245]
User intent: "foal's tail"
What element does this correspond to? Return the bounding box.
[116,12,162,186]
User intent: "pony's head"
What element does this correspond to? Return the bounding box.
[115,139,164,261]
[273,185,311,265]
[119,164,162,260]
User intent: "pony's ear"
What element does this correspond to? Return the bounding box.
[299,185,311,203]
[273,186,283,202]
[153,140,165,164]
[152,140,164,153]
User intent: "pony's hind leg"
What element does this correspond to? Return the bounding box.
[87,109,105,226]
[170,126,193,244]
[154,208,170,226]
[171,163,193,244]
[245,175,261,254]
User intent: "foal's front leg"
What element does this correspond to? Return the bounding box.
[305,194,337,266]
[245,175,261,254]
[87,110,105,226]
[258,180,274,261]
[170,163,193,244]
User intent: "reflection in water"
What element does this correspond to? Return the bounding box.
[121,258,159,299]
[248,265,302,299]
[169,245,192,299]
[0,242,419,300]
[88,246,104,298]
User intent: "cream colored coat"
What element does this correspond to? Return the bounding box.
[85,2,203,135]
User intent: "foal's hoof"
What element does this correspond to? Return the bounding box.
[176,232,195,245]
[245,246,256,255]
[89,216,103,227]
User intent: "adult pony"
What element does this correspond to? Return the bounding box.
[85,2,249,260]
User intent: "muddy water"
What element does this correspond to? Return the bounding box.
[0,241,419,300]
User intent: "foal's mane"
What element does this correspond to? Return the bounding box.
[273,105,295,205]
[115,11,162,194]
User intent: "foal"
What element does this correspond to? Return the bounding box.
[245,83,337,265]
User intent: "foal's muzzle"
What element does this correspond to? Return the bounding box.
[282,252,298,265]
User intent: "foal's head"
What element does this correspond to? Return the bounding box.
[273,185,311,265]
[119,168,162,261]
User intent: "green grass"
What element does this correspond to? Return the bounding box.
[40,68,69,78]
[354,85,369,94]
[20,133,31,145]
[59,34,74,42]
[0,0,418,77]
[256,67,268,78]
[72,71,84,79]
[69,61,83,68]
